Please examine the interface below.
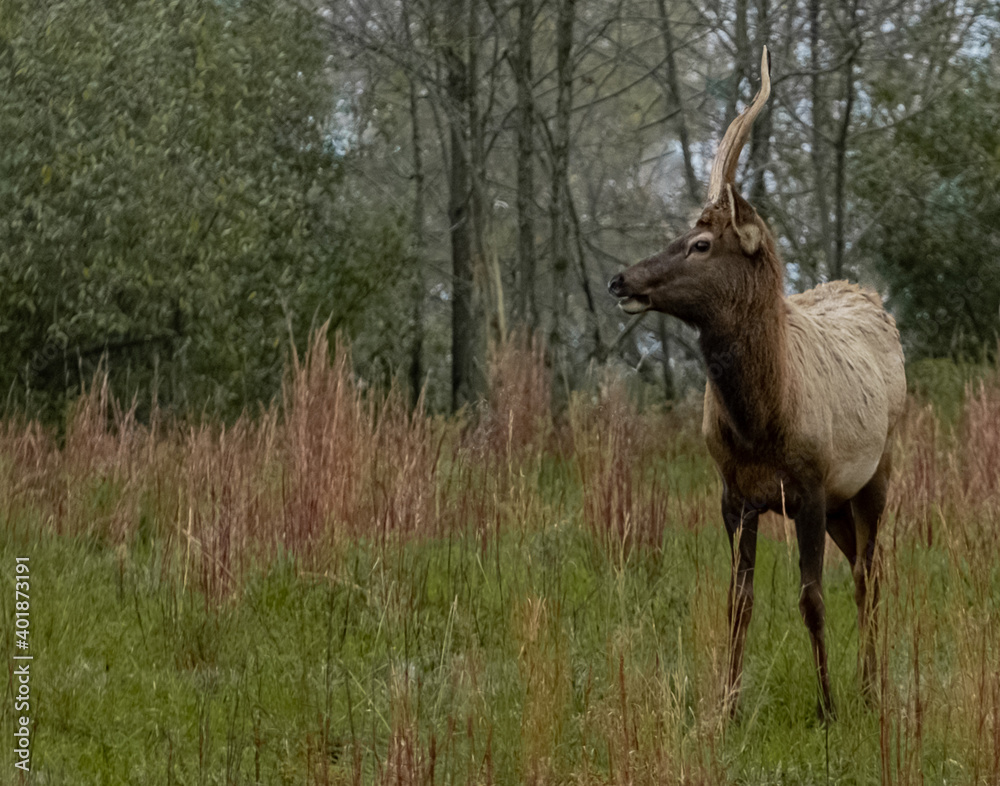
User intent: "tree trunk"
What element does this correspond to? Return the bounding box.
[444,1,476,411]
[747,0,771,208]
[549,0,574,342]
[467,1,504,345]
[468,1,488,273]
[809,0,833,286]
[657,315,675,401]
[832,0,859,281]
[726,0,750,127]
[655,0,700,206]
[565,183,603,357]
[514,0,537,328]
[653,0,692,395]
[408,78,425,406]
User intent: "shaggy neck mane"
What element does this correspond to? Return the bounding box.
[699,242,790,446]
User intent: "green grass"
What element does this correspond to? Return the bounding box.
[4,507,998,785]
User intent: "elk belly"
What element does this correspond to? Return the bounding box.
[826,452,880,502]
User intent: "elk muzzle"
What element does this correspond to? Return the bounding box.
[608,273,651,314]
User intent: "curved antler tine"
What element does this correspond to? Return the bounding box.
[706,47,771,205]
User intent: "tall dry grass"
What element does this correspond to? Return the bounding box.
[2,326,454,598]
[890,379,1000,535]
[477,328,553,460]
[877,378,1000,785]
[9,330,993,589]
[1,326,571,600]
[281,328,444,548]
[569,377,678,555]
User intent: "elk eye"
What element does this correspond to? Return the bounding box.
[691,239,710,254]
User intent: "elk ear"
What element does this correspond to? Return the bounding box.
[726,183,763,256]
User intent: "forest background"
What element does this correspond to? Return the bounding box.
[2,0,998,418]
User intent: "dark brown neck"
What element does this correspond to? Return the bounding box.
[698,294,789,447]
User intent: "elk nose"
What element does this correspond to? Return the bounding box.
[608,273,626,297]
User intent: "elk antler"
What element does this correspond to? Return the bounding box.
[706,47,771,206]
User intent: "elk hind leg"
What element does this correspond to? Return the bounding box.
[796,491,835,720]
[825,502,857,565]
[851,454,890,698]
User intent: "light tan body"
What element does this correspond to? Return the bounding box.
[703,282,906,510]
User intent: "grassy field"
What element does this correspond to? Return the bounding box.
[2,331,999,785]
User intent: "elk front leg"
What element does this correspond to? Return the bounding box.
[722,490,759,716]
[795,490,835,720]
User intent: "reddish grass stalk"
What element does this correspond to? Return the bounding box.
[570,379,670,556]
[477,328,552,460]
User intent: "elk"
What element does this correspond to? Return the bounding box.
[607,48,905,719]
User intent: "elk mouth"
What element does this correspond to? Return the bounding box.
[617,295,651,314]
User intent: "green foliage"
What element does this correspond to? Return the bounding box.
[855,62,1000,362]
[906,357,995,425]
[0,0,409,419]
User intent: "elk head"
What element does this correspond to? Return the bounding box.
[608,48,775,331]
